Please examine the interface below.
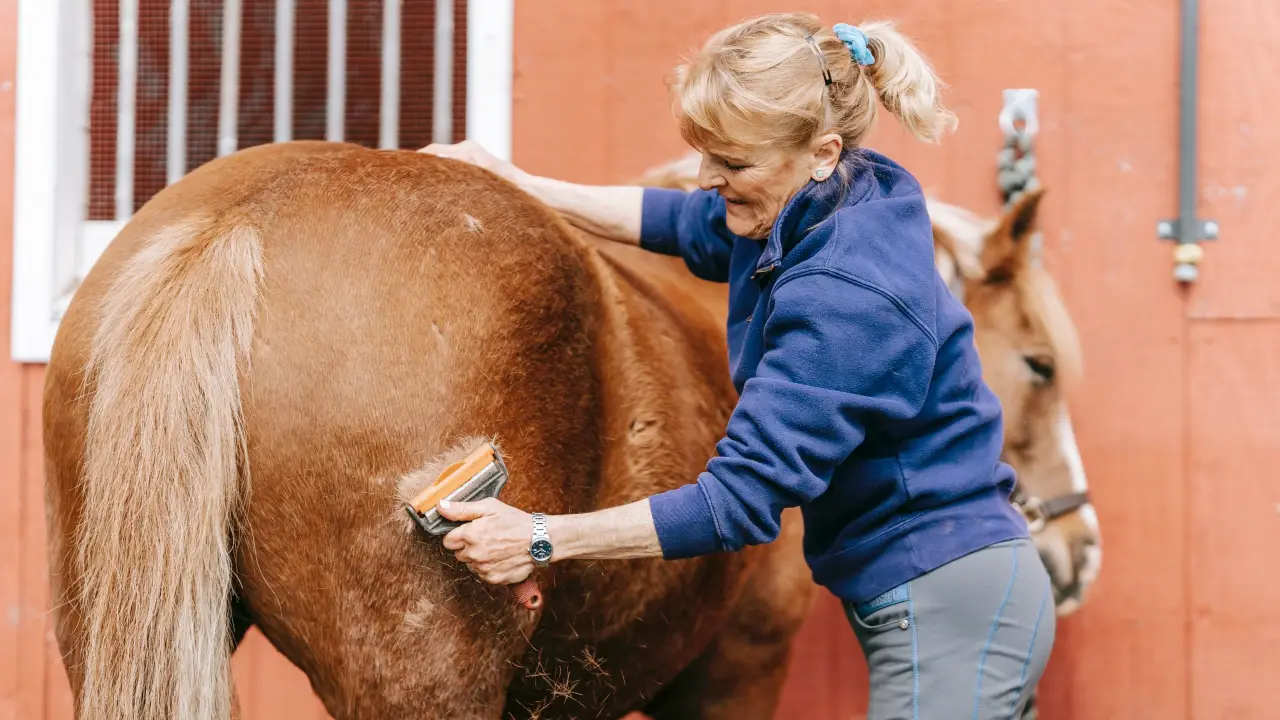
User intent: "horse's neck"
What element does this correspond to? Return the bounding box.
[576,236,736,508]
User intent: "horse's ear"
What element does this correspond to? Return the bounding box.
[981,187,1046,284]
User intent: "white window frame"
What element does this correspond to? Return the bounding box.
[10,0,514,363]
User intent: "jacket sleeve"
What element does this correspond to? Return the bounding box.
[646,270,938,558]
[638,187,735,283]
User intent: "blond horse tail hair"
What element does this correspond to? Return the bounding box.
[77,220,263,720]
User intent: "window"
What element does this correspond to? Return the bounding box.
[11,0,513,362]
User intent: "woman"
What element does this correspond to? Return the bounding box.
[422,13,1054,718]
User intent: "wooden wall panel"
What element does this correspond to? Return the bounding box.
[1187,321,1280,717]
[1,0,23,716]
[18,367,47,720]
[1042,2,1188,717]
[233,631,329,719]
[511,0,611,183]
[1189,1,1280,319]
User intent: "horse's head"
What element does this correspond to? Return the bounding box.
[932,190,1101,616]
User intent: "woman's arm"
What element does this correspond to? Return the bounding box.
[546,500,662,561]
[419,140,643,244]
[436,498,662,586]
[519,174,644,245]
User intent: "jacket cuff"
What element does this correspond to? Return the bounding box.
[638,187,688,256]
[648,480,724,559]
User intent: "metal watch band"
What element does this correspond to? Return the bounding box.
[530,512,551,567]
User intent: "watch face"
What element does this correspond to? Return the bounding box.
[530,538,554,562]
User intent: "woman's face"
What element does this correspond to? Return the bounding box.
[695,135,841,240]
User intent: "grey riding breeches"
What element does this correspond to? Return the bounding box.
[845,538,1055,720]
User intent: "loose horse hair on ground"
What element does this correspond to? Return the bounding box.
[77,220,262,720]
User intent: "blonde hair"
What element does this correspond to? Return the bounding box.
[672,13,957,152]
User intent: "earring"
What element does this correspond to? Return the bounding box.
[814,168,827,180]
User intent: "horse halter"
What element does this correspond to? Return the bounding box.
[1011,485,1092,533]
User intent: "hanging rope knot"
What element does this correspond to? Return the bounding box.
[997,132,1039,206]
[996,89,1041,207]
[997,89,1044,263]
[833,23,876,66]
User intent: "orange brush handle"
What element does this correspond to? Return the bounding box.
[510,577,542,610]
[408,443,496,514]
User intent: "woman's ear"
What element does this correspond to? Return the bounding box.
[812,133,843,180]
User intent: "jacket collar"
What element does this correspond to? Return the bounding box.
[754,150,871,277]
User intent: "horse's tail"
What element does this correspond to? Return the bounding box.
[77,219,263,720]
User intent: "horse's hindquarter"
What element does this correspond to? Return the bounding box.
[234,145,633,715]
[222,145,751,717]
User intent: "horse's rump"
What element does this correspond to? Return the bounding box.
[46,141,794,718]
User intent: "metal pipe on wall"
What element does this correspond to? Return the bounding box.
[1160,0,1217,283]
[1176,0,1200,247]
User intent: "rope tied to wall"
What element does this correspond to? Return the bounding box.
[997,89,1043,263]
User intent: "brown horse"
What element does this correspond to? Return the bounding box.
[43,140,812,720]
[636,152,1103,615]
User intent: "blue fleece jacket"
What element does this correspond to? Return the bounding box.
[640,149,1029,604]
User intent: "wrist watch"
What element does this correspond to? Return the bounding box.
[529,513,553,567]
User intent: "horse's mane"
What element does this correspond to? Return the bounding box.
[924,198,990,294]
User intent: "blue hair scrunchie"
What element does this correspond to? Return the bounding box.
[833,23,875,66]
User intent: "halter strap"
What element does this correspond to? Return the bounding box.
[1013,491,1092,533]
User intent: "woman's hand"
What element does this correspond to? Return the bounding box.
[438,498,537,586]
[438,496,664,589]
[418,140,525,185]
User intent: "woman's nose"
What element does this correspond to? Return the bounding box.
[697,159,724,192]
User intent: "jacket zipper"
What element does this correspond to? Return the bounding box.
[751,262,779,281]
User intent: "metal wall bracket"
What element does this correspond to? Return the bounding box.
[1157,218,1219,243]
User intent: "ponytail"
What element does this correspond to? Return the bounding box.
[860,21,957,143]
[665,14,956,155]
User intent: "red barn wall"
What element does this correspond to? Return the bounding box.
[2,1,1277,718]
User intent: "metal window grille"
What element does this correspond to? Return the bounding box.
[88,0,468,222]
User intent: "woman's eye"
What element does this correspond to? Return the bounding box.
[724,163,748,172]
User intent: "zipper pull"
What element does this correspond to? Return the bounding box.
[751,263,778,281]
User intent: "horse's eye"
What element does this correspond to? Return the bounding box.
[1024,354,1056,383]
